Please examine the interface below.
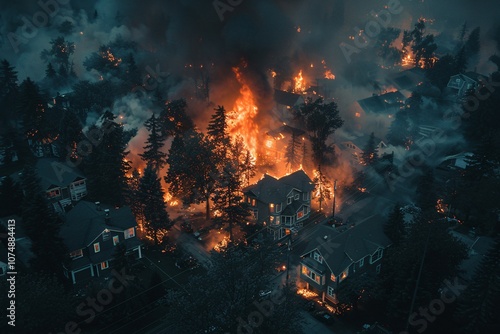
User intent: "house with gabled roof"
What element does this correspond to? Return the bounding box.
[60,201,142,284]
[12,158,88,213]
[357,91,405,116]
[243,170,315,240]
[299,215,391,304]
[446,72,485,99]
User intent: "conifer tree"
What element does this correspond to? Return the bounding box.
[455,238,500,333]
[313,166,332,212]
[384,204,406,246]
[139,164,171,246]
[140,113,167,173]
[361,132,379,166]
[285,131,302,172]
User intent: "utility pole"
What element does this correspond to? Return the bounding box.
[285,233,292,287]
[332,180,337,223]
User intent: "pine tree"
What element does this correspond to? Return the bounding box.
[207,105,230,162]
[40,36,75,75]
[415,166,437,213]
[0,176,23,216]
[285,131,302,172]
[124,53,140,86]
[139,164,171,246]
[361,132,378,166]
[384,204,406,246]
[455,46,468,74]
[83,117,132,206]
[18,78,47,140]
[57,109,82,159]
[387,110,411,146]
[165,130,216,219]
[45,63,57,79]
[455,237,500,333]
[159,99,194,139]
[465,27,480,60]
[20,166,67,278]
[139,113,167,173]
[126,168,144,226]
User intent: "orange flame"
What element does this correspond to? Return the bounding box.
[227,65,259,159]
[324,70,336,80]
[294,70,306,93]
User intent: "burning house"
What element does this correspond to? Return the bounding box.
[264,124,306,167]
[243,170,314,240]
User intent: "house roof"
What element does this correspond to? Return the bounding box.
[266,125,305,139]
[357,91,405,114]
[350,135,383,150]
[60,201,137,251]
[10,158,86,191]
[274,89,303,107]
[243,170,314,204]
[302,215,391,275]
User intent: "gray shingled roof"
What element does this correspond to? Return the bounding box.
[274,89,303,107]
[60,201,137,251]
[302,215,391,275]
[244,170,314,204]
[12,158,86,191]
[357,91,405,114]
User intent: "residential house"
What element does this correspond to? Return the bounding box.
[13,158,88,212]
[338,134,388,167]
[357,91,405,117]
[264,125,306,167]
[299,216,391,304]
[446,72,485,99]
[274,89,305,121]
[243,170,315,240]
[60,201,143,284]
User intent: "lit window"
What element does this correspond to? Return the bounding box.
[359,257,364,267]
[302,265,311,276]
[340,268,348,281]
[101,261,108,270]
[330,273,336,282]
[124,228,135,239]
[94,243,100,253]
[297,210,304,220]
[70,249,83,259]
[113,235,119,246]
[270,203,275,213]
[251,199,256,206]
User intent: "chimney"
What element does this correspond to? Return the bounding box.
[104,209,110,224]
[95,201,101,211]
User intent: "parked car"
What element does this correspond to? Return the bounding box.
[194,227,210,240]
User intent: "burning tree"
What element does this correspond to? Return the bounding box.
[294,97,344,167]
[159,99,195,139]
[140,113,167,173]
[401,19,438,69]
[207,105,231,163]
[360,132,379,166]
[285,130,302,172]
[40,36,75,77]
[313,167,332,212]
[139,163,172,246]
